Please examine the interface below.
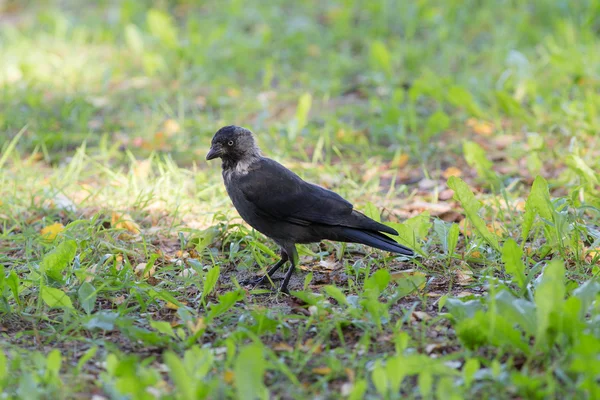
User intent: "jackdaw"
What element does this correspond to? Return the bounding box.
[206,125,414,293]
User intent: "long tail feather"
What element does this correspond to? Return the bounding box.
[340,228,414,256]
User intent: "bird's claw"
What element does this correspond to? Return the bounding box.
[241,275,283,287]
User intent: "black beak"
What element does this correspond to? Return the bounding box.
[206,145,222,160]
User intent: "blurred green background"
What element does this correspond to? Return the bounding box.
[2,0,599,167]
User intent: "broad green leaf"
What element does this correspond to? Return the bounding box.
[501,239,526,289]
[495,90,530,121]
[208,290,243,318]
[386,355,408,393]
[364,269,390,296]
[565,155,598,185]
[76,346,98,373]
[0,350,6,381]
[362,202,381,222]
[295,92,312,134]
[45,349,62,379]
[7,271,20,304]
[463,358,479,389]
[447,86,481,116]
[495,291,536,335]
[418,371,433,398]
[348,379,368,400]
[124,24,144,54]
[424,110,450,139]
[370,41,393,77]
[164,351,195,400]
[234,344,268,400]
[371,361,388,396]
[534,259,565,346]
[147,9,178,48]
[447,177,500,252]
[433,220,459,255]
[463,141,497,184]
[41,286,73,309]
[572,280,600,320]
[202,265,220,303]
[522,175,554,240]
[78,282,96,314]
[41,240,77,281]
[447,223,460,256]
[150,320,176,338]
[388,212,431,253]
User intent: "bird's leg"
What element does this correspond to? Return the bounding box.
[242,251,288,286]
[279,245,298,294]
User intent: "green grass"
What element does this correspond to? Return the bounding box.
[1,0,600,398]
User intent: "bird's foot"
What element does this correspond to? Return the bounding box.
[241,275,282,287]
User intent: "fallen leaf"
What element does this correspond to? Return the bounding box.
[455,268,473,285]
[273,343,294,352]
[307,44,321,57]
[135,262,156,278]
[467,118,494,136]
[312,367,332,375]
[111,295,125,305]
[442,167,462,179]
[163,119,180,136]
[166,301,180,310]
[438,189,455,201]
[111,212,141,234]
[186,318,206,334]
[425,343,445,355]
[391,153,410,168]
[40,222,64,240]
[226,88,241,98]
[317,259,338,270]
[224,370,235,384]
[411,311,431,321]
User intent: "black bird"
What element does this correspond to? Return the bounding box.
[206,126,414,293]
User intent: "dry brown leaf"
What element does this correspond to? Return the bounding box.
[425,343,445,355]
[40,222,64,241]
[412,311,431,321]
[317,259,338,270]
[273,343,294,352]
[112,295,125,305]
[455,268,474,285]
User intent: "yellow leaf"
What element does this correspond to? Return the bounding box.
[226,88,241,98]
[135,262,156,278]
[273,343,294,352]
[392,153,410,168]
[111,212,141,234]
[186,317,205,334]
[312,367,332,375]
[442,166,462,179]
[163,119,180,136]
[390,269,427,288]
[224,370,235,384]
[166,301,180,310]
[467,118,494,136]
[40,222,64,240]
[307,44,321,57]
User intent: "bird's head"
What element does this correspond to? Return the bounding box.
[206,125,260,163]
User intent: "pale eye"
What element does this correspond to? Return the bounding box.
[227,140,234,146]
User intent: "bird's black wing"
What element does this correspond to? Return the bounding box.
[237,158,397,234]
